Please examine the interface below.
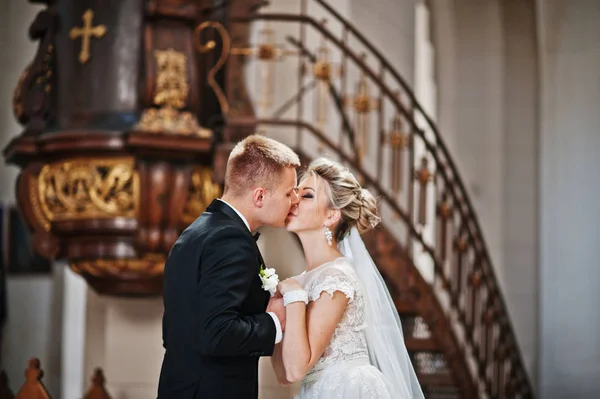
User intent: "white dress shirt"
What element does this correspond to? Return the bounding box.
[217,199,283,344]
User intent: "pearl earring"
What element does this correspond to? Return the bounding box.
[324,225,333,246]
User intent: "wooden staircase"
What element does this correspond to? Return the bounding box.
[222,0,536,397]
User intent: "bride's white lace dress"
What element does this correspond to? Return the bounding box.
[292,258,395,399]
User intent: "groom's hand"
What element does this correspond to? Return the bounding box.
[267,295,286,332]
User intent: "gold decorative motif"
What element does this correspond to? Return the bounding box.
[37,158,139,221]
[70,253,165,279]
[182,167,221,225]
[69,9,107,64]
[135,108,212,137]
[153,49,188,109]
[135,49,212,137]
[29,175,51,231]
[195,21,232,115]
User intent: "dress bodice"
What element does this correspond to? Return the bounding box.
[294,258,369,377]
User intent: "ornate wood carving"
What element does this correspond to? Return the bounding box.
[182,167,222,226]
[37,158,139,221]
[3,0,221,296]
[12,7,57,137]
[135,49,212,137]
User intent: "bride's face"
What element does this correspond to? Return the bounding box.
[286,175,334,234]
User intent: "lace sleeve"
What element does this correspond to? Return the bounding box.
[308,268,356,303]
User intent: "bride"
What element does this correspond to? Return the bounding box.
[271,158,425,399]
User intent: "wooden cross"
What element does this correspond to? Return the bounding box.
[346,72,380,163]
[69,9,107,64]
[414,156,433,225]
[436,193,452,261]
[387,115,410,193]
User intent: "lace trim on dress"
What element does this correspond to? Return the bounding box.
[309,274,355,303]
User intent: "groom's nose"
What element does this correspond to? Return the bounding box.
[291,189,300,205]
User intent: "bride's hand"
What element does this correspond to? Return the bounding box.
[278,278,303,296]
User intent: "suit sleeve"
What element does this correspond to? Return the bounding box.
[197,226,276,357]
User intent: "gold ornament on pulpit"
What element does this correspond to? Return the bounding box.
[135,49,212,137]
[182,167,222,226]
[37,157,139,221]
[69,9,107,64]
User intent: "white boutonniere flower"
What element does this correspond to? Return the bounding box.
[259,265,279,296]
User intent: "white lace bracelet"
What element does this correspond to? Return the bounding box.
[283,289,309,307]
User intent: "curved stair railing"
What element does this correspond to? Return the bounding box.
[224,1,534,397]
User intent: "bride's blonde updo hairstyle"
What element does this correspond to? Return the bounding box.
[304,158,381,241]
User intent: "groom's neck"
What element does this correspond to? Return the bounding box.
[220,195,258,231]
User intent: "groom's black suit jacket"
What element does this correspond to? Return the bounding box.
[158,200,276,399]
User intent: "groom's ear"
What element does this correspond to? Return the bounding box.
[252,187,266,207]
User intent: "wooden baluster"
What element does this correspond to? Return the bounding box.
[414,157,432,226]
[388,115,409,196]
[338,26,348,147]
[469,266,482,340]
[491,324,500,397]
[83,368,112,399]
[478,288,488,376]
[453,234,468,307]
[496,337,507,399]
[0,370,14,399]
[483,300,496,393]
[436,193,452,261]
[407,99,415,258]
[376,66,385,180]
[15,358,51,399]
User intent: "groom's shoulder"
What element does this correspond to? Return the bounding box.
[186,211,250,242]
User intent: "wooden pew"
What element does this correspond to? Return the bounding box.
[14,359,50,399]
[83,369,111,399]
[8,358,112,399]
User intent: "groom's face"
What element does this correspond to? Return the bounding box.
[260,166,299,228]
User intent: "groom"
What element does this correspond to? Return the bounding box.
[158,134,301,399]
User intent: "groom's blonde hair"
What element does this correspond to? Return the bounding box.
[224,134,300,197]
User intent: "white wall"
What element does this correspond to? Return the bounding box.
[430,0,540,382]
[538,0,600,397]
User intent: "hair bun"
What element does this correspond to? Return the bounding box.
[355,188,381,233]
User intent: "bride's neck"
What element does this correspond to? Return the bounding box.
[297,231,343,271]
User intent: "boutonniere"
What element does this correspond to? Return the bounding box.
[259,264,279,296]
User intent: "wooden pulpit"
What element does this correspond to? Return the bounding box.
[2,0,260,296]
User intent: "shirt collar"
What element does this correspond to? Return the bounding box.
[217,199,251,232]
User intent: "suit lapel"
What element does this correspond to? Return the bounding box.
[207,199,270,306]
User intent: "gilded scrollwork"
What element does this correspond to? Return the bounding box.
[37,158,139,221]
[194,21,232,115]
[182,167,221,225]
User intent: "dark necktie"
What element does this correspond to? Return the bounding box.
[253,232,261,242]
